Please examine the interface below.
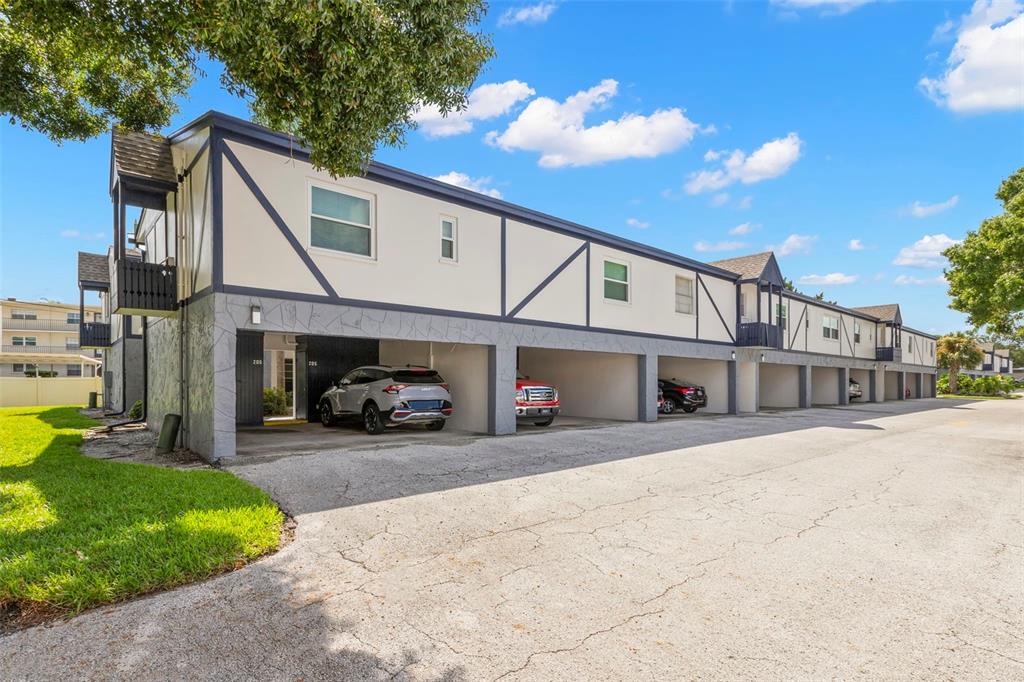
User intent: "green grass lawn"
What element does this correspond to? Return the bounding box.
[0,406,282,617]
[938,393,1021,400]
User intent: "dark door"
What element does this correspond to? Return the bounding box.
[295,335,379,420]
[236,331,264,425]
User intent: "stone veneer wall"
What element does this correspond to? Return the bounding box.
[146,314,181,433]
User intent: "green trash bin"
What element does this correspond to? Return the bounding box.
[88,392,98,409]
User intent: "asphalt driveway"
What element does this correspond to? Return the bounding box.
[3,399,1022,680]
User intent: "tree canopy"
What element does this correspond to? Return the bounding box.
[0,0,493,176]
[944,167,1024,339]
[936,332,984,394]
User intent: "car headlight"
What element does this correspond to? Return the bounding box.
[515,389,525,401]
[552,389,559,402]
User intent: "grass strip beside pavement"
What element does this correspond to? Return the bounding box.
[937,393,1021,400]
[0,406,282,618]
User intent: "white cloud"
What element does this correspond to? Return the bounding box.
[771,0,874,12]
[499,3,557,27]
[728,222,759,236]
[908,194,959,217]
[685,133,803,194]
[799,272,860,285]
[486,79,702,168]
[770,233,817,256]
[60,229,80,238]
[431,171,503,198]
[919,1,1024,113]
[710,192,730,207]
[737,195,754,210]
[413,80,535,138]
[704,149,722,162]
[625,217,650,229]
[894,274,948,286]
[60,229,105,240]
[848,238,865,250]
[694,240,748,253]
[892,233,960,268]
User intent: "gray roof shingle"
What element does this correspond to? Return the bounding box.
[707,252,774,280]
[850,304,900,322]
[78,252,109,285]
[112,127,176,186]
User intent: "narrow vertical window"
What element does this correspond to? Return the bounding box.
[854,321,861,344]
[440,217,457,261]
[739,292,747,319]
[674,276,693,314]
[775,303,787,330]
[603,260,629,302]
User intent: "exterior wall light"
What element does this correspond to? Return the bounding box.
[731,351,736,360]
[760,353,766,362]
[251,305,261,325]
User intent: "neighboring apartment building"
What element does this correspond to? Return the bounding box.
[77,251,145,413]
[91,112,938,462]
[0,298,102,378]
[968,343,1014,377]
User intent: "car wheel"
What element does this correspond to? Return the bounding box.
[320,402,336,427]
[426,420,446,431]
[661,399,675,415]
[534,417,554,427]
[363,403,385,435]
[683,406,698,414]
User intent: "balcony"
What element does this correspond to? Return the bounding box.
[876,346,903,363]
[1,345,90,355]
[982,363,993,371]
[999,366,1009,374]
[111,259,177,317]
[2,318,79,332]
[80,321,112,348]
[736,322,783,349]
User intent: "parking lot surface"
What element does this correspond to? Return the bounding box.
[3,399,1021,680]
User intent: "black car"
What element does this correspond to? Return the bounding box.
[658,378,708,414]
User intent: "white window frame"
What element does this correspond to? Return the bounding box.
[11,309,36,320]
[739,292,747,319]
[307,180,377,261]
[674,276,694,315]
[12,336,37,346]
[602,258,631,304]
[854,321,861,344]
[439,215,458,263]
[775,302,787,330]
[822,316,839,340]
[67,312,81,324]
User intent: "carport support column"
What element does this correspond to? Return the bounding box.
[637,353,658,422]
[897,371,906,400]
[727,360,739,415]
[487,344,517,435]
[799,365,812,409]
[838,367,850,405]
[914,372,923,399]
[868,369,878,403]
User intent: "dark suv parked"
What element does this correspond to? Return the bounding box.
[658,378,708,414]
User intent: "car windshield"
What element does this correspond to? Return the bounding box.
[392,369,444,384]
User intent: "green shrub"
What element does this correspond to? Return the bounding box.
[127,399,143,419]
[24,370,58,378]
[937,374,950,394]
[262,387,292,416]
[958,375,975,394]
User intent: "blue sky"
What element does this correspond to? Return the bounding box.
[2,0,1021,333]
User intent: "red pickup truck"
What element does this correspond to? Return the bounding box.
[515,374,560,426]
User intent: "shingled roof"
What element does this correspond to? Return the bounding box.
[111,127,176,188]
[708,252,774,280]
[77,252,109,286]
[851,304,901,322]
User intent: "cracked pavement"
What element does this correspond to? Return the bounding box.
[2,399,1022,680]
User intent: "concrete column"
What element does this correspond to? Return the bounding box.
[914,373,924,399]
[638,353,658,422]
[838,367,850,405]
[799,365,812,408]
[727,360,739,414]
[488,343,517,435]
[868,369,878,402]
[897,371,906,400]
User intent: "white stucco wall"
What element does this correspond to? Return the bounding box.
[517,347,638,421]
[759,363,800,409]
[737,361,758,413]
[811,366,840,405]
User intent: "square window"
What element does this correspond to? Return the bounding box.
[67,312,81,323]
[310,185,373,257]
[66,364,82,377]
[675,276,693,314]
[603,260,629,302]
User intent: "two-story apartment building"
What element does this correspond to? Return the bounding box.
[92,112,937,462]
[0,298,102,378]
[970,343,1014,377]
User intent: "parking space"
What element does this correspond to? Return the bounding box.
[759,362,800,409]
[517,346,638,426]
[885,369,904,400]
[658,356,727,414]
[811,365,841,406]
[850,367,872,402]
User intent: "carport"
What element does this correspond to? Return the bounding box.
[758,362,801,409]
[517,347,639,427]
[658,356,729,414]
[811,366,841,406]
[849,368,872,402]
[885,370,905,400]
[905,371,922,399]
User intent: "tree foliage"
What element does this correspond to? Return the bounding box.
[936,332,984,394]
[944,167,1024,339]
[0,0,493,176]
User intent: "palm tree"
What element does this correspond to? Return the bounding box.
[937,332,984,394]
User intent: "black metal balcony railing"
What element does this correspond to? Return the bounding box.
[982,363,994,371]
[876,346,903,363]
[2,318,81,331]
[736,322,783,348]
[999,367,1009,374]
[112,259,177,316]
[80,321,112,348]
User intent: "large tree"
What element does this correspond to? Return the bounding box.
[936,332,984,395]
[0,0,493,176]
[944,168,1024,339]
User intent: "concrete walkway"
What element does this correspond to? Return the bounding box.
[3,399,1022,680]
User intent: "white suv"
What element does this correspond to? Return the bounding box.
[319,365,453,434]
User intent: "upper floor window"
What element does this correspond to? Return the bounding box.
[440,217,457,261]
[775,303,787,330]
[310,185,374,257]
[854,321,861,344]
[822,316,839,340]
[739,292,747,319]
[67,312,81,324]
[12,336,36,346]
[603,260,629,303]
[674,276,693,314]
[11,309,36,320]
